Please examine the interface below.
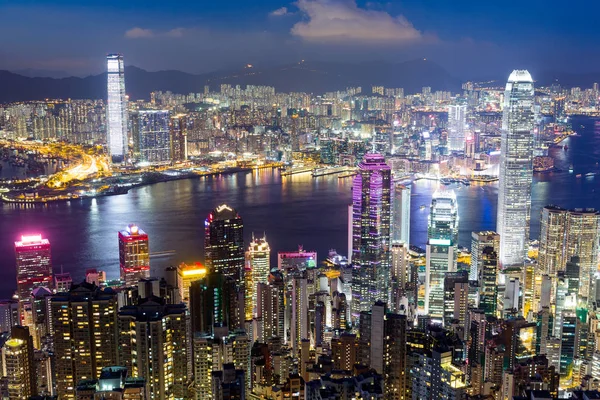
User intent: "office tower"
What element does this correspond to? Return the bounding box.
[443,271,469,329]
[54,272,72,292]
[245,234,270,320]
[331,333,358,371]
[478,247,499,316]
[205,204,245,282]
[170,114,188,162]
[277,246,317,271]
[51,282,118,399]
[212,363,245,400]
[470,231,499,282]
[425,190,459,320]
[496,70,535,268]
[538,206,567,275]
[351,154,392,317]
[0,300,19,333]
[106,54,128,162]
[31,286,52,348]
[189,271,243,337]
[502,278,521,317]
[291,273,308,352]
[75,367,148,400]
[391,242,409,288]
[118,224,150,286]
[177,262,207,306]
[384,313,408,400]
[5,325,36,400]
[133,110,171,164]
[559,312,577,375]
[565,208,600,300]
[256,282,284,342]
[118,299,189,400]
[392,183,411,244]
[14,234,52,321]
[447,104,467,152]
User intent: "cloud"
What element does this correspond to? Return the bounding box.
[125,27,155,39]
[125,27,187,39]
[291,0,425,43]
[270,7,290,16]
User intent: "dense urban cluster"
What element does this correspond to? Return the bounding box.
[0,55,599,400]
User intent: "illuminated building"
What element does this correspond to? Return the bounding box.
[565,208,599,301]
[192,334,214,400]
[497,70,535,269]
[14,234,52,322]
[205,204,245,282]
[470,231,499,282]
[559,312,577,375]
[50,282,119,399]
[54,272,72,292]
[392,183,411,245]
[133,110,171,164]
[478,246,499,317]
[5,325,36,400]
[75,366,148,400]
[177,262,207,306]
[118,299,189,400]
[351,153,392,318]
[277,246,317,272]
[538,206,567,276]
[245,234,270,320]
[425,190,458,320]
[256,281,284,343]
[291,272,308,352]
[0,300,19,333]
[447,104,467,152]
[412,348,466,400]
[331,333,357,371]
[118,224,150,286]
[170,114,188,162]
[212,363,245,400]
[106,54,128,163]
[443,271,469,329]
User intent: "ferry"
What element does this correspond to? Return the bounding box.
[586,172,596,177]
[569,164,574,173]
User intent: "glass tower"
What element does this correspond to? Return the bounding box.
[351,153,392,319]
[133,110,171,164]
[425,190,459,321]
[391,183,411,245]
[205,204,245,282]
[497,70,535,268]
[447,104,467,152]
[106,54,128,162]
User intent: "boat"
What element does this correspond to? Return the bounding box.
[586,172,596,177]
[569,164,574,173]
[576,174,582,178]
[419,205,426,210]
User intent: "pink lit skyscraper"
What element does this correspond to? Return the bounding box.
[350,154,392,319]
[14,235,53,321]
[118,224,150,286]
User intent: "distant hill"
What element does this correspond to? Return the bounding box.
[0,59,461,103]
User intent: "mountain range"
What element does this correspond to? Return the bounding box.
[2,60,600,103]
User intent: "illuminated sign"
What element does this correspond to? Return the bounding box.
[429,238,451,246]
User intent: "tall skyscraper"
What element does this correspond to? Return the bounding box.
[470,231,500,282]
[4,325,36,400]
[447,104,467,152]
[106,54,128,162]
[176,262,207,306]
[118,224,150,286]
[205,204,245,282]
[133,110,171,164]
[118,299,190,400]
[51,283,119,399]
[14,234,52,322]
[496,70,535,268]
[170,114,188,162]
[351,153,392,318]
[245,234,270,320]
[425,190,459,320]
[538,206,567,276]
[392,183,411,245]
[478,247,499,317]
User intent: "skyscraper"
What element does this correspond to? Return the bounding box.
[565,208,599,300]
[176,262,207,306]
[106,54,128,162]
[538,206,567,276]
[170,114,188,162]
[4,326,36,400]
[118,224,150,286]
[133,110,171,164]
[205,204,245,282]
[245,234,270,320]
[14,234,52,322]
[425,190,459,320]
[392,183,411,245]
[447,104,467,152]
[351,153,392,318]
[470,231,500,282]
[496,70,535,268]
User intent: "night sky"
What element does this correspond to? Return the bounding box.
[1,0,598,79]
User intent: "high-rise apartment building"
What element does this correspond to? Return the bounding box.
[133,110,171,164]
[51,283,119,399]
[205,204,245,282]
[118,224,150,286]
[14,234,52,323]
[170,114,188,162]
[351,153,392,318]
[106,54,128,162]
[447,104,467,152]
[4,325,36,400]
[538,206,568,276]
[425,190,459,320]
[392,183,411,245]
[118,299,189,400]
[497,70,535,268]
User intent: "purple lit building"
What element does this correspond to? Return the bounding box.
[350,154,392,319]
